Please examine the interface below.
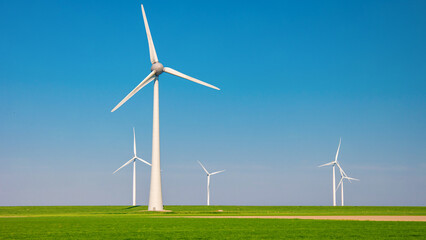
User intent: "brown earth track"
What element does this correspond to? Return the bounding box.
[174,216,426,222]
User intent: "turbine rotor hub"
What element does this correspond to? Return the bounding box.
[151,62,164,75]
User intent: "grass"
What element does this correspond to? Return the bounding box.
[0,206,425,239]
[0,205,425,217]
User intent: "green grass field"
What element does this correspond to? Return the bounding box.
[1,206,425,239]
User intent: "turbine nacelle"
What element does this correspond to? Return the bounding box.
[151,62,164,75]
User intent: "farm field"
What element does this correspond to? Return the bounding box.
[1,205,425,217]
[1,206,425,239]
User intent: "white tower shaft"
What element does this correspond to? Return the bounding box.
[133,160,136,206]
[148,78,163,211]
[207,175,210,206]
[332,165,336,206]
[341,180,344,206]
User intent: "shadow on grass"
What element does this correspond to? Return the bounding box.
[124,206,142,210]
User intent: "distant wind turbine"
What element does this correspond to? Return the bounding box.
[111,4,220,211]
[318,138,342,206]
[336,164,359,206]
[198,161,225,206]
[113,128,151,206]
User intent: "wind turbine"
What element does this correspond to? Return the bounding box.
[318,138,342,206]
[336,165,359,206]
[111,4,220,211]
[198,161,225,206]
[113,128,151,206]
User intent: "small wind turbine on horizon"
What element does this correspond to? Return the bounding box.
[113,128,151,206]
[198,161,225,206]
[111,4,220,211]
[318,138,343,206]
[336,163,359,206]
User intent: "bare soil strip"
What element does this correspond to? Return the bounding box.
[177,216,426,222]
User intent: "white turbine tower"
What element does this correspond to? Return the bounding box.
[113,128,151,206]
[111,4,220,211]
[336,165,359,206]
[319,138,342,206]
[198,161,225,206]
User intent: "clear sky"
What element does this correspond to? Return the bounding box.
[0,0,425,206]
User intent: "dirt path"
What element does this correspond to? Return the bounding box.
[177,216,426,222]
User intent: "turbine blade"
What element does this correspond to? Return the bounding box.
[141,4,158,64]
[338,167,344,177]
[318,161,334,167]
[136,157,152,166]
[346,177,359,181]
[210,170,225,175]
[340,169,347,179]
[133,127,137,156]
[113,158,135,174]
[344,176,352,183]
[163,67,220,90]
[198,161,209,174]
[111,71,156,112]
[336,162,348,178]
[335,162,343,174]
[336,178,343,190]
[335,138,341,162]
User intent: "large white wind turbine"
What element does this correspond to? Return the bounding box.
[113,128,151,206]
[318,138,342,206]
[198,161,225,206]
[336,165,359,206]
[111,4,220,211]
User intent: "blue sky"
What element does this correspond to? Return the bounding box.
[0,0,425,206]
